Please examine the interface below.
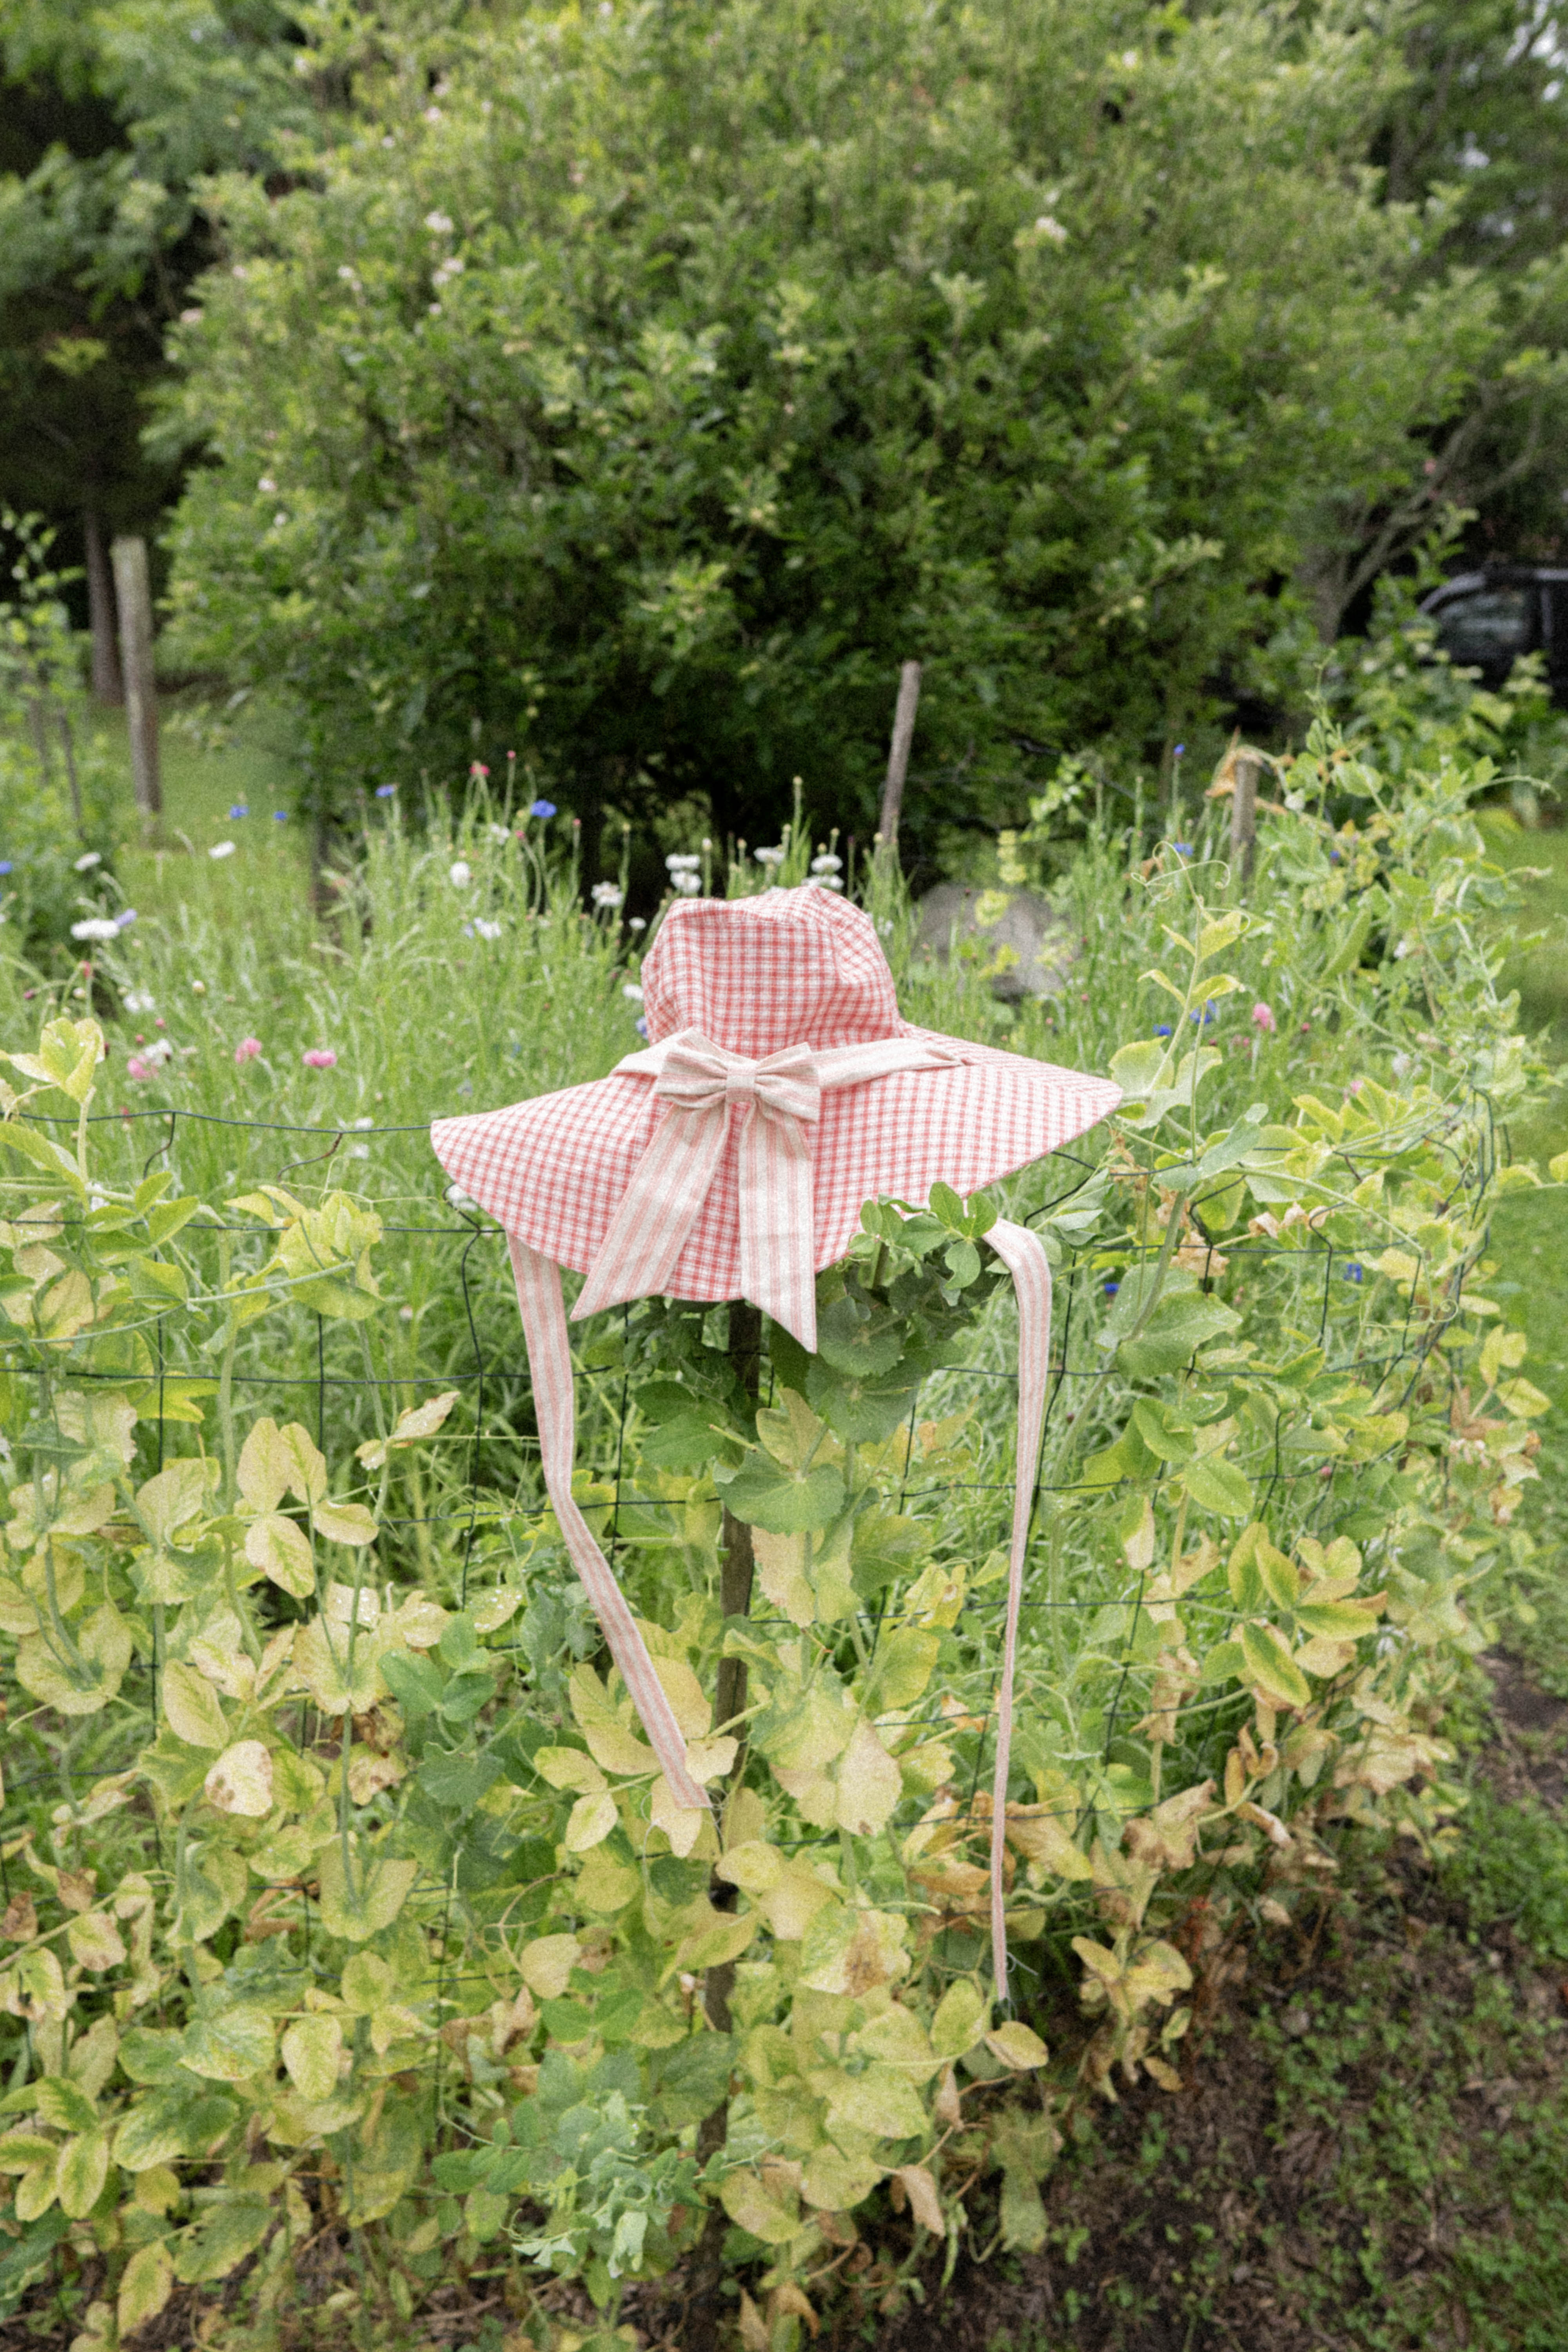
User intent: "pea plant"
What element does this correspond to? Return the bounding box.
[0,723,1556,2352]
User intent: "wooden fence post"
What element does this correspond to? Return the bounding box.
[111,534,161,827]
[877,660,922,855]
[1231,748,1261,891]
[84,508,123,704]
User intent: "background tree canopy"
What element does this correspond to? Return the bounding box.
[6,0,1568,867]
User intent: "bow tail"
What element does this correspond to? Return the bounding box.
[571,1100,728,1322]
[982,1218,1053,2004]
[509,1236,711,1812]
[738,1107,819,1351]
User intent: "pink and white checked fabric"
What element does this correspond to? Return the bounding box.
[430,884,1120,1991]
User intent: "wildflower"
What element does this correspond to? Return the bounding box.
[123,989,155,1014]
[258,475,277,493]
[0,861,11,875]
[470,918,502,941]
[755,846,785,869]
[622,983,644,1003]
[234,1036,263,1065]
[811,853,842,873]
[1284,790,1306,812]
[1172,840,1194,855]
[273,810,289,822]
[446,1181,475,1209]
[375,784,396,799]
[629,916,646,932]
[126,1055,152,1082]
[424,210,454,234]
[179,307,203,325]
[487,824,510,843]
[592,882,624,911]
[1189,1001,1216,1024]
[530,799,556,818]
[1343,1263,1364,1283]
[302,1048,338,1070]
[1103,1279,1120,1297]
[209,841,237,861]
[666,854,701,873]
[74,850,103,872]
[671,872,701,895]
[190,980,206,995]
[1154,1024,1173,1038]
[1252,1002,1276,1033]
[635,1016,649,1039]
[470,762,490,780]
[1034,213,1068,243]
[1174,744,1186,758]
[115,908,137,929]
[449,860,472,887]
[229,804,249,819]
[1391,1052,1412,1078]
[70,917,120,943]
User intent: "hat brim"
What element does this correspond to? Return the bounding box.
[432,1027,1120,1308]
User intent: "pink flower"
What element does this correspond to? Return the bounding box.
[234,1037,263,1065]
[470,761,490,778]
[302,1048,338,1070]
[1251,1002,1276,1034]
[127,1055,152,1082]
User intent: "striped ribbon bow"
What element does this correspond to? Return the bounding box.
[505,1025,1051,1995]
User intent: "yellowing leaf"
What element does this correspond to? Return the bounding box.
[181,2005,276,2082]
[568,1664,656,1776]
[564,1792,618,1852]
[205,1740,274,1818]
[245,1513,314,1598]
[895,2163,945,2235]
[292,1616,383,1715]
[930,1978,988,2061]
[801,2143,885,2212]
[55,2129,109,2218]
[534,1746,608,1796]
[1499,1376,1552,1419]
[118,2240,174,2338]
[356,1389,460,1470]
[315,1844,416,1942]
[314,1501,377,1548]
[833,1718,902,1835]
[281,2014,342,2103]
[820,2060,927,2141]
[753,1526,815,1627]
[798,1902,908,1996]
[651,1653,711,1738]
[1238,1622,1312,1709]
[278,1422,328,1506]
[649,1775,707,1858]
[984,2019,1049,2071]
[517,1935,580,1998]
[685,1735,738,1785]
[66,1911,126,1972]
[237,1418,289,1515]
[161,1660,227,1751]
[720,2165,801,2245]
[134,1458,210,1548]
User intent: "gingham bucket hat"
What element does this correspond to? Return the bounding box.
[432,884,1119,1988]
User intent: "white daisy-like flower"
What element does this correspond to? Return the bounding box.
[487,824,510,843]
[74,850,102,872]
[209,841,237,860]
[629,916,647,931]
[755,846,785,868]
[671,871,701,895]
[123,989,156,1014]
[665,853,701,872]
[810,853,842,873]
[449,860,472,887]
[70,917,120,942]
[446,1181,475,1209]
[622,983,644,1003]
[472,918,502,940]
[591,881,624,909]
[424,210,454,233]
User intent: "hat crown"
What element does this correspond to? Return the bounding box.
[642,886,901,1057]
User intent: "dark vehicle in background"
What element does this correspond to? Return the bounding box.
[1420,567,1568,700]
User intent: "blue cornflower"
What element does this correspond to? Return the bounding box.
[1173,744,1186,757]
[115,909,137,930]
[1189,1000,1217,1024]
[1103,1279,1120,1296]
[1328,849,1342,864]
[0,861,12,875]
[531,799,557,818]
[1172,840,1194,855]
[635,1016,649,1039]
[375,784,396,799]
[1154,1024,1174,1038]
[229,803,249,819]
[272,810,289,822]
[1343,1263,1364,1283]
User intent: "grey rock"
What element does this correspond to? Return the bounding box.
[914,882,1076,1001]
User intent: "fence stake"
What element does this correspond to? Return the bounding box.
[84,506,123,703]
[877,659,922,856]
[111,534,161,828]
[1232,748,1261,891]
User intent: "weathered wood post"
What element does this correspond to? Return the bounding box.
[111,534,161,828]
[877,660,922,857]
[1231,748,1262,892]
[83,508,123,704]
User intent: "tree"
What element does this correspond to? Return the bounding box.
[154,0,1568,866]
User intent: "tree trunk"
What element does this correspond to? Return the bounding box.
[111,535,160,825]
[84,508,123,704]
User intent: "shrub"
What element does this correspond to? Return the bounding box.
[0,708,1554,2346]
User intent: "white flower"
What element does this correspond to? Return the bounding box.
[74,850,102,872]
[446,1181,475,1209]
[629,916,646,931]
[142,1038,174,1067]
[424,210,454,233]
[448,860,472,886]
[1391,1053,1412,1078]
[433,257,465,286]
[665,853,701,872]
[810,853,842,873]
[123,989,156,1014]
[622,983,644,1003]
[811,873,844,890]
[70,917,120,943]
[1284,790,1307,812]
[755,846,785,868]
[472,917,502,940]
[671,871,701,895]
[258,475,276,492]
[1393,938,1414,960]
[209,841,237,860]
[1033,214,1068,244]
[591,882,624,909]
[352,1117,374,1129]
[487,824,510,843]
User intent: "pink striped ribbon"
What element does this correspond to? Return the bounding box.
[505,1031,1052,1991]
